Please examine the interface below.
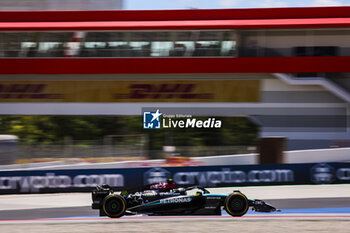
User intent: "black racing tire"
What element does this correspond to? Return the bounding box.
[102,194,126,218]
[225,192,249,217]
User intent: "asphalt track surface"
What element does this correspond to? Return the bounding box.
[1,187,350,233]
[1,197,350,220]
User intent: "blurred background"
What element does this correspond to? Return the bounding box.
[0,115,258,162]
[0,0,122,11]
[0,0,350,189]
[1,2,350,231]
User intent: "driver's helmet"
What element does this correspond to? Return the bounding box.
[167,178,174,184]
[167,178,175,189]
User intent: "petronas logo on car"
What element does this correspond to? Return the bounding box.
[160,197,192,204]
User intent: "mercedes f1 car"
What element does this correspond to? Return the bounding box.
[91,179,279,218]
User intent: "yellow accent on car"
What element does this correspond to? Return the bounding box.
[102,195,126,218]
[225,192,249,217]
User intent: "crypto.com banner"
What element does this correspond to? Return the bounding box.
[1,163,350,194]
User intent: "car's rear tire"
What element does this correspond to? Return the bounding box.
[102,194,126,218]
[225,192,249,217]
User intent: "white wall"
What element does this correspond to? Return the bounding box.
[285,147,350,163]
[195,147,350,165]
[192,153,258,165]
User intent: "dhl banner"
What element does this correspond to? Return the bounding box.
[0,80,260,102]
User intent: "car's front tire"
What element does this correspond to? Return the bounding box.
[102,194,126,218]
[225,192,249,217]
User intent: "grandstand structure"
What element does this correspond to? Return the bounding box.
[0,6,350,150]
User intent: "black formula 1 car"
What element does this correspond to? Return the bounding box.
[91,181,279,218]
